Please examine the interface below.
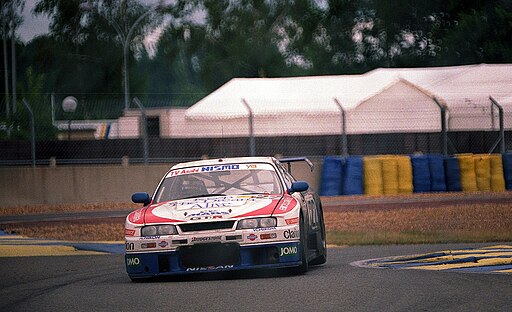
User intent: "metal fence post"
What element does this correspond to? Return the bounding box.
[433,97,448,156]
[22,99,36,167]
[133,97,149,164]
[51,93,56,127]
[241,98,255,157]
[334,98,348,156]
[489,96,505,154]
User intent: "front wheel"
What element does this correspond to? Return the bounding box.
[294,215,309,274]
[310,215,327,265]
[309,239,327,265]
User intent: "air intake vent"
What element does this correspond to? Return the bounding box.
[179,221,235,232]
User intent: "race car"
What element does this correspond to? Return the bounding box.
[125,156,326,280]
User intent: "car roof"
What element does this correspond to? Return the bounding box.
[170,156,278,170]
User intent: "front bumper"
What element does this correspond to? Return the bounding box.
[125,241,302,278]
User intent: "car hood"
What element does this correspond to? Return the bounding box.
[128,194,299,225]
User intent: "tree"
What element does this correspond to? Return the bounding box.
[33,0,163,96]
[436,0,512,65]
[1,0,24,118]
[159,0,310,92]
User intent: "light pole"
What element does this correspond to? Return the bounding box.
[115,9,157,111]
[80,2,167,110]
[62,96,78,140]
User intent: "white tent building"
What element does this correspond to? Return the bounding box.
[116,63,512,139]
[367,64,512,131]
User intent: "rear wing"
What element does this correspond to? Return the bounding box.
[279,157,314,174]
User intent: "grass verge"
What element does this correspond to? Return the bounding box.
[324,202,512,245]
[1,196,511,245]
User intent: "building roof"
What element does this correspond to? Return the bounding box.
[184,64,512,120]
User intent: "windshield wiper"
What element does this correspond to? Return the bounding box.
[239,192,271,195]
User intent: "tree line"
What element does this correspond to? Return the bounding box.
[1,0,512,139]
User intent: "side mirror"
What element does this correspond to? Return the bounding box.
[288,181,309,194]
[132,192,151,205]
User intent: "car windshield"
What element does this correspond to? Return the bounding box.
[153,163,282,203]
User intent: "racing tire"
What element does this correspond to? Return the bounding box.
[294,215,309,274]
[309,241,327,265]
[310,209,327,266]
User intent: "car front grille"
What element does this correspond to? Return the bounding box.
[179,243,240,268]
[178,221,235,232]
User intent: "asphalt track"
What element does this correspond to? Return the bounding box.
[1,194,511,311]
[0,241,511,312]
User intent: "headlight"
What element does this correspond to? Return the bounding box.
[237,217,277,229]
[141,225,177,236]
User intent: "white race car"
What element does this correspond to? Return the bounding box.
[125,156,326,280]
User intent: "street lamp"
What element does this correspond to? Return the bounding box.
[80,2,168,110]
[62,96,78,140]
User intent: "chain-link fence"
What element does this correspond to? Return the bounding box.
[1,93,511,166]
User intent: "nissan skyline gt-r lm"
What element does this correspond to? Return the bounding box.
[125,156,327,280]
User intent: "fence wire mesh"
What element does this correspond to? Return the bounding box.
[0,94,510,166]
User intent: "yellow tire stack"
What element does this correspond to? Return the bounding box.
[363,155,413,195]
[457,154,505,192]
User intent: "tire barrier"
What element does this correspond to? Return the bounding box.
[397,156,414,194]
[457,154,478,192]
[474,155,492,191]
[501,153,512,190]
[342,156,364,195]
[411,155,430,193]
[363,155,413,195]
[444,156,462,192]
[319,156,344,196]
[321,153,509,196]
[429,154,446,192]
[363,157,384,195]
[490,154,506,191]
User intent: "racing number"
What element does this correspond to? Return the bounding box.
[125,242,134,251]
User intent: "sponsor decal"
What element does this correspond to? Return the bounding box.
[190,215,224,220]
[125,229,136,236]
[158,241,169,248]
[141,242,157,249]
[175,197,250,209]
[200,164,240,172]
[246,164,257,169]
[226,235,243,241]
[139,236,160,240]
[260,233,277,240]
[279,245,298,257]
[168,168,201,177]
[285,217,299,225]
[125,242,134,251]
[186,265,234,272]
[247,234,257,241]
[190,202,231,209]
[132,210,142,222]
[172,239,188,244]
[187,210,230,217]
[191,236,222,243]
[252,227,276,232]
[283,229,300,239]
[126,257,141,266]
[279,197,293,211]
